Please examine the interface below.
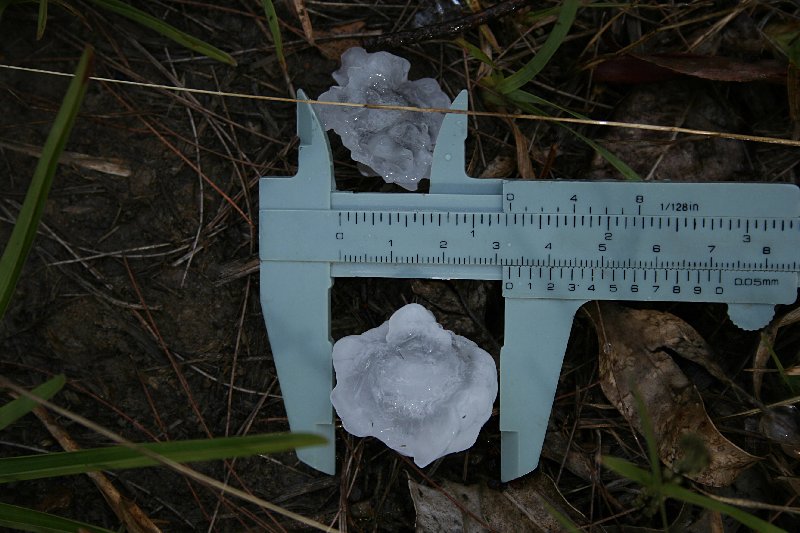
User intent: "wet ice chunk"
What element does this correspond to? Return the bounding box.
[331,303,498,467]
[316,47,451,191]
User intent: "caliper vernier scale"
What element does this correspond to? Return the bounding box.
[260,90,800,481]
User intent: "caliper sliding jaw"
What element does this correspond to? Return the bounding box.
[260,91,799,481]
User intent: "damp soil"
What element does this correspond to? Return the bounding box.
[1,2,799,532]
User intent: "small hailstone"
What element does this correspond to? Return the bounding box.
[330,303,498,467]
[316,47,451,191]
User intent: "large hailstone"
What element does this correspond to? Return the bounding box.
[316,47,451,191]
[330,303,498,467]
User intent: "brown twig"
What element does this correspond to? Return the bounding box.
[0,139,131,176]
[362,0,531,50]
[31,406,162,533]
[0,376,336,531]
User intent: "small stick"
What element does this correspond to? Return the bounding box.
[32,405,162,533]
[362,0,531,50]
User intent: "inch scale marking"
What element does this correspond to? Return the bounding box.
[260,91,800,481]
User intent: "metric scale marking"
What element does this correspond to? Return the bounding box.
[266,207,796,305]
[259,90,800,482]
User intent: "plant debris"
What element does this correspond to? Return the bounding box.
[589,302,758,487]
[1,1,798,531]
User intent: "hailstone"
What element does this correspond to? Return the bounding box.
[330,303,498,467]
[316,47,451,191]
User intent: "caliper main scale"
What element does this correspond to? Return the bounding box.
[260,91,800,481]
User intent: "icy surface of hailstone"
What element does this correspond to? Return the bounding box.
[330,303,498,467]
[317,47,451,191]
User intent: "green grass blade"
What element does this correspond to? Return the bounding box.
[85,0,236,66]
[633,390,662,482]
[455,37,496,68]
[0,502,114,533]
[765,339,800,394]
[661,484,787,533]
[765,23,800,67]
[508,88,591,120]
[569,127,641,181]
[633,388,669,529]
[542,501,582,533]
[521,5,560,25]
[604,456,786,532]
[0,46,93,319]
[35,0,46,38]
[601,456,653,486]
[0,432,326,482]
[504,92,641,180]
[495,0,580,94]
[261,0,285,70]
[0,375,65,430]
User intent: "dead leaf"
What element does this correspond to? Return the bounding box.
[594,54,786,84]
[589,302,758,487]
[315,21,370,61]
[477,35,497,80]
[409,472,592,533]
[504,119,535,179]
[597,299,734,396]
[638,54,786,83]
[409,479,486,533]
[779,307,800,327]
[289,0,315,45]
[593,55,684,84]
[479,154,515,178]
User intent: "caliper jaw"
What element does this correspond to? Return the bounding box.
[260,90,336,473]
[500,298,586,481]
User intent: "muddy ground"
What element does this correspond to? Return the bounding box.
[1,1,799,531]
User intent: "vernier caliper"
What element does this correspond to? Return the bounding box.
[260,90,799,481]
